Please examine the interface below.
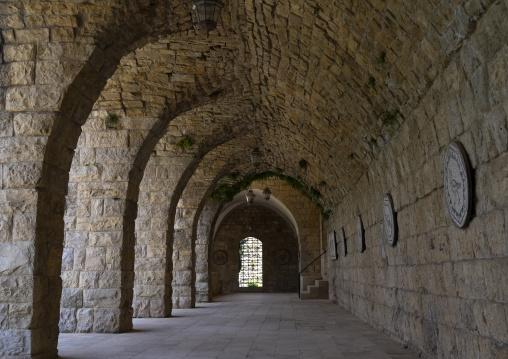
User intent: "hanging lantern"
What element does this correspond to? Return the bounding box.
[246,190,256,204]
[192,0,224,33]
[250,147,262,167]
[262,187,271,200]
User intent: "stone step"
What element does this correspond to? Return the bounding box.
[300,279,329,300]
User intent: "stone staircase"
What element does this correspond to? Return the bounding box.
[300,276,329,299]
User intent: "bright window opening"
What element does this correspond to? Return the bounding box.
[239,237,263,287]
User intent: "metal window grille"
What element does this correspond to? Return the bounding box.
[239,237,263,287]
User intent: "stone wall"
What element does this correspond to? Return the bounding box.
[325,3,508,358]
[211,205,299,293]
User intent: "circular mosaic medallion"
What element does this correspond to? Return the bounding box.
[383,193,397,247]
[357,215,365,253]
[275,250,290,265]
[444,141,473,228]
[212,250,228,265]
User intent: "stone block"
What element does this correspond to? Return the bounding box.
[59,308,77,333]
[0,304,7,330]
[93,308,121,333]
[103,198,125,216]
[0,276,32,302]
[0,330,30,356]
[76,308,94,333]
[0,62,34,86]
[89,231,121,247]
[83,289,121,308]
[0,113,13,137]
[65,231,88,247]
[73,248,86,270]
[134,285,164,299]
[61,248,74,271]
[0,138,46,164]
[0,242,33,276]
[79,271,99,289]
[85,247,106,271]
[61,288,83,308]
[98,271,121,289]
[150,300,165,318]
[106,247,122,270]
[3,44,36,62]
[0,215,12,242]
[132,300,150,318]
[6,85,62,112]
[173,270,192,286]
[61,270,79,288]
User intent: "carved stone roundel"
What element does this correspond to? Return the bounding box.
[275,250,290,265]
[212,250,228,265]
[383,193,397,247]
[444,141,473,228]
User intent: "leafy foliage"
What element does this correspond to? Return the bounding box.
[366,76,376,88]
[298,159,308,170]
[176,136,193,152]
[224,172,240,181]
[104,113,119,129]
[209,171,331,220]
[377,51,387,65]
[381,108,400,126]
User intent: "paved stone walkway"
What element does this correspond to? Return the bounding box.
[58,293,418,359]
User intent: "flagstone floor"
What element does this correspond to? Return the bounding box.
[58,293,418,359]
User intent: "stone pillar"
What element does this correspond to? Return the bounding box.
[172,206,196,309]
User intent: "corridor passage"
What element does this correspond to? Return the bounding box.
[58,293,418,359]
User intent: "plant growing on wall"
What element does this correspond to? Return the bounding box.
[225,172,240,181]
[366,76,376,88]
[176,136,193,152]
[377,51,387,66]
[104,113,119,129]
[381,108,400,126]
[209,171,332,220]
[299,159,308,171]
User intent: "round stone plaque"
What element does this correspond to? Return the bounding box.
[212,250,228,265]
[444,141,473,228]
[357,215,365,253]
[383,193,397,247]
[275,250,290,265]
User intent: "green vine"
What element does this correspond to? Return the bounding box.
[298,159,308,170]
[366,76,376,88]
[209,171,331,220]
[176,136,193,152]
[104,113,119,129]
[224,172,240,181]
[377,51,387,66]
[381,108,400,126]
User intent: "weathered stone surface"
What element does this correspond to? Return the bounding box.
[0,215,12,242]
[0,305,7,330]
[93,309,120,333]
[0,330,30,356]
[89,232,121,247]
[61,288,83,308]
[61,248,74,271]
[6,85,63,111]
[83,289,121,308]
[59,308,77,333]
[13,215,36,242]
[0,242,33,276]
[76,308,94,333]
[84,247,106,271]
